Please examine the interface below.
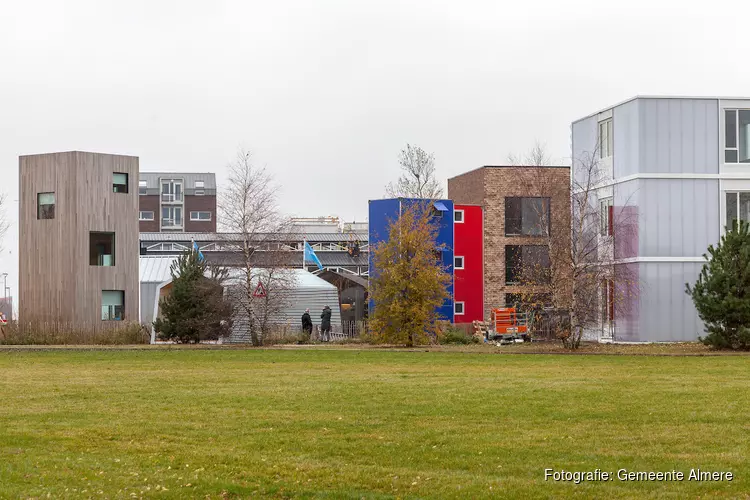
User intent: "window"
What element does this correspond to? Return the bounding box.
[505,245,551,285]
[430,206,443,218]
[139,211,154,221]
[113,173,128,193]
[432,249,443,264]
[161,180,183,203]
[600,197,614,236]
[454,302,465,315]
[725,192,750,230]
[190,211,212,221]
[724,110,750,163]
[602,280,614,323]
[102,290,124,321]
[505,197,550,236]
[90,232,115,266]
[599,118,613,158]
[195,180,205,195]
[162,207,183,228]
[139,181,148,195]
[454,256,464,269]
[454,209,464,223]
[37,192,55,220]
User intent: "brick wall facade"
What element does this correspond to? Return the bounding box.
[449,166,571,319]
[138,194,217,232]
[184,195,218,232]
[138,195,160,232]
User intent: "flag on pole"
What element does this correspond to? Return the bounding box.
[192,239,205,262]
[303,240,323,270]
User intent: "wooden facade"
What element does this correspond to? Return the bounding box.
[19,152,140,329]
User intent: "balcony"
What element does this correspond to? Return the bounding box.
[162,218,183,229]
[161,193,183,203]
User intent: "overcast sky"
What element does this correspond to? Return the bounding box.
[1,0,749,304]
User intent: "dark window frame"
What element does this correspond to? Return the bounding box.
[504,197,551,236]
[90,232,116,266]
[102,290,125,321]
[37,192,55,220]
[505,244,551,285]
[113,172,129,194]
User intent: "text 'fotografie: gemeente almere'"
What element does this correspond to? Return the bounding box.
[545,469,734,483]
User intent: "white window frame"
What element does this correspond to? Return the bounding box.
[724,109,750,164]
[724,191,750,230]
[454,301,465,315]
[600,197,613,236]
[598,118,613,158]
[454,209,464,223]
[161,179,183,203]
[454,255,465,269]
[190,211,212,221]
[194,180,205,195]
[161,206,183,228]
[139,211,154,221]
[138,180,148,196]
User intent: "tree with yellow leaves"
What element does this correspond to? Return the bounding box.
[369,202,452,346]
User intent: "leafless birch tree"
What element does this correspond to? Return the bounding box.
[386,144,443,199]
[219,149,297,346]
[0,193,9,253]
[511,144,639,348]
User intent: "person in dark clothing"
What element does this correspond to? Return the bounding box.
[301,309,313,343]
[320,305,332,341]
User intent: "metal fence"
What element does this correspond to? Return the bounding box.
[528,309,570,341]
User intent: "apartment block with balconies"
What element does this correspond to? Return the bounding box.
[138,172,217,232]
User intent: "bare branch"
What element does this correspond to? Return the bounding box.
[385,144,443,199]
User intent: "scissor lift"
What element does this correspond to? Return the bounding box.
[487,308,531,343]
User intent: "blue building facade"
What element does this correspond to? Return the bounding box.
[368,198,455,322]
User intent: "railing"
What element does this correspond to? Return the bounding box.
[161,193,183,203]
[161,218,183,228]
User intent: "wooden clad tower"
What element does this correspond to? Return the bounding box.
[19,152,139,329]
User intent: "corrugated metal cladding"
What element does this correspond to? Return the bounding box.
[139,172,217,189]
[140,256,178,283]
[139,232,369,243]
[198,252,367,267]
[223,269,342,343]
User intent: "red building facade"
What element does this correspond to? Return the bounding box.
[453,204,484,323]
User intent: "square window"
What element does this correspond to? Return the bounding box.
[139,211,154,221]
[37,192,55,220]
[139,180,148,195]
[505,197,550,236]
[454,209,464,223]
[454,256,464,269]
[194,180,205,195]
[454,302,465,315]
[90,232,115,266]
[102,290,124,321]
[113,173,128,193]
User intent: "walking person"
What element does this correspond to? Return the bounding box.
[320,305,332,342]
[301,308,313,343]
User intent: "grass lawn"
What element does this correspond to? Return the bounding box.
[0,348,748,499]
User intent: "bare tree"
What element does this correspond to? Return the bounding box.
[219,149,297,346]
[0,193,9,253]
[507,140,553,167]
[385,144,443,199]
[512,144,639,348]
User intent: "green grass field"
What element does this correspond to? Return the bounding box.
[0,348,748,499]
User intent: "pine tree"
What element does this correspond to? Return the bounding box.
[369,203,451,346]
[153,250,231,343]
[686,220,750,350]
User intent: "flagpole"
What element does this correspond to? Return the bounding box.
[302,237,306,271]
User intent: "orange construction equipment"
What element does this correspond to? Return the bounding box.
[491,308,528,335]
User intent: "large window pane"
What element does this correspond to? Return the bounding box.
[726,192,738,231]
[726,110,737,148]
[740,193,750,223]
[522,246,551,284]
[505,245,521,284]
[739,110,750,163]
[521,198,546,236]
[505,198,522,235]
[102,290,124,321]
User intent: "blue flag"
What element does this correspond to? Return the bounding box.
[193,240,205,262]
[303,241,323,270]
